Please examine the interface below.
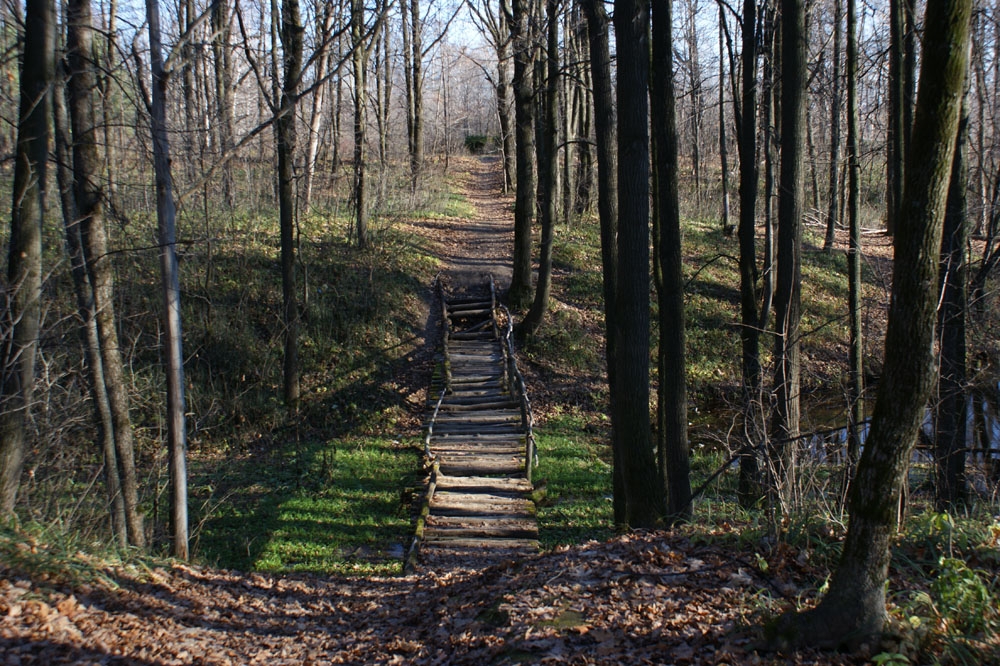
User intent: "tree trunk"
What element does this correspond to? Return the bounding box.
[652,0,692,523]
[936,88,970,510]
[508,0,536,307]
[846,0,864,466]
[685,0,702,207]
[0,0,54,516]
[409,0,424,193]
[759,2,778,335]
[146,0,189,560]
[352,0,369,249]
[497,0,515,193]
[824,0,843,252]
[519,0,558,338]
[886,0,906,236]
[737,0,763,507]
[303,2,334,211]
[770,0,807,515]
[67,0,144,547]
[776,0,972,644]
[278,0,303,411]
[614,0,665,527]
[211,0,235,208]
[580,0,624,525]
[718,5,731,234]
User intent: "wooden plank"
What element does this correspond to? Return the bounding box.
[424,520,538,539]
[430,496,534,517]
[431,444,524,456]
[439,400,520,411]
[434,475,534,494]
[421,537,539,550]
[431,431,525,444]
[438,461,524,477]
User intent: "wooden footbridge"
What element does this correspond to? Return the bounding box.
[408,279,539,569]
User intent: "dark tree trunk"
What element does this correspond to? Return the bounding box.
[519,0,558,337]
[614,0,665,527]
[771,0,807,514]
[776,0,972,644]
[0,0,54,516]
[936,89,970,510]
[737,0,762,506]
[580,0,625,525]
[278,0,303,411]
[509,0,536,307]
[651,0,692,523]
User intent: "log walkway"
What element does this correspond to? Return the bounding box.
[409,280,538,569]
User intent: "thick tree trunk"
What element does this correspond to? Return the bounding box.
[614,0,665,527]
[652,0,692,523]
[777,0,971,644]
[508,0,536,307]
[770,0,807,514]
[0,0,54,516]
[580,0,625,525]
[146,0,189,560]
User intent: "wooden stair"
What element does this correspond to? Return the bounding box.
[409,282,538,568]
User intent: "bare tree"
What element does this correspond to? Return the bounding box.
[144,0,189,560]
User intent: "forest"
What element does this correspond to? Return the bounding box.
[0,0,999,661]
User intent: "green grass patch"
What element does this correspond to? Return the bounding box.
[190,435,422,576]
[533,408,614,548]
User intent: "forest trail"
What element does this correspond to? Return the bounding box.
[415,155,515,290]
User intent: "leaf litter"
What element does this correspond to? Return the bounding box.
[2,530,864,664]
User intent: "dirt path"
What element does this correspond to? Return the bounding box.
[414,155,515,290]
